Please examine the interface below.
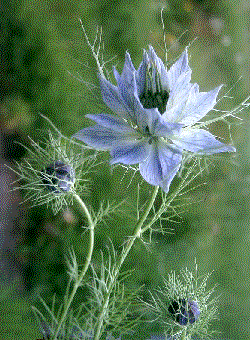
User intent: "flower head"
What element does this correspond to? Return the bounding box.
[41,160,75,194]
[8,119,94,215]
[168,298,200,326]
[74,46,235,193]
[143,264,218,339]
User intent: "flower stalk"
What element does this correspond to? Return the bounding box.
[180,328,189,340]
[53,193,95,340]
[93,185,159,340]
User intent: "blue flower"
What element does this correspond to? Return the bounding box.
[41,160,75,194]
[168,299,200,326]
[74,46,235,192]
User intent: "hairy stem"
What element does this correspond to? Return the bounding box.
[93,186,159,340]
[53,194,95,340]
[181,328,191,340]
[141,159,204,234]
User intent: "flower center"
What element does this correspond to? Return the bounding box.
[139,62,169,114]
[143,125,159,145]
[41,160,75,194]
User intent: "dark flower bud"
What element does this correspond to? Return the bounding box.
[168,299,200,325]
[41,160,75,194]
[139,63,169,115]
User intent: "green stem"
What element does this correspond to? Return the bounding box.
[53,194,95,340]
[180,329,186,340]
[180,328,191,340]
[93,186,159,340]
[141,159,203,235]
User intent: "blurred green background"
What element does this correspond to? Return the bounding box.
[1,0,250,339]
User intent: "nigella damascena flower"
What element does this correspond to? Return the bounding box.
[8,116,94,214]
[168,299,200,326]
[74,46,235,192]
[41,160,75,194]
[143,266,218,338]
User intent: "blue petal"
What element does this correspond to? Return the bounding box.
[110,139,149,164]
[99,75,134,122]
[124,51,136,71]
[178,85,223,126]
[114,68,138,110]
[164,77,222,127]
[167,48,192,89]
[135,50,148,98]
[175,128,236,154]
[133,107,181,136]
[120,52,136,75]
[163,73,193,122]
[113,52,136,94]
[147,45,169,90]
[73,125,134,150]
[152,114,183,137]
[139,140,182,191]
[85,113,133,133]
[113,62,148,127]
